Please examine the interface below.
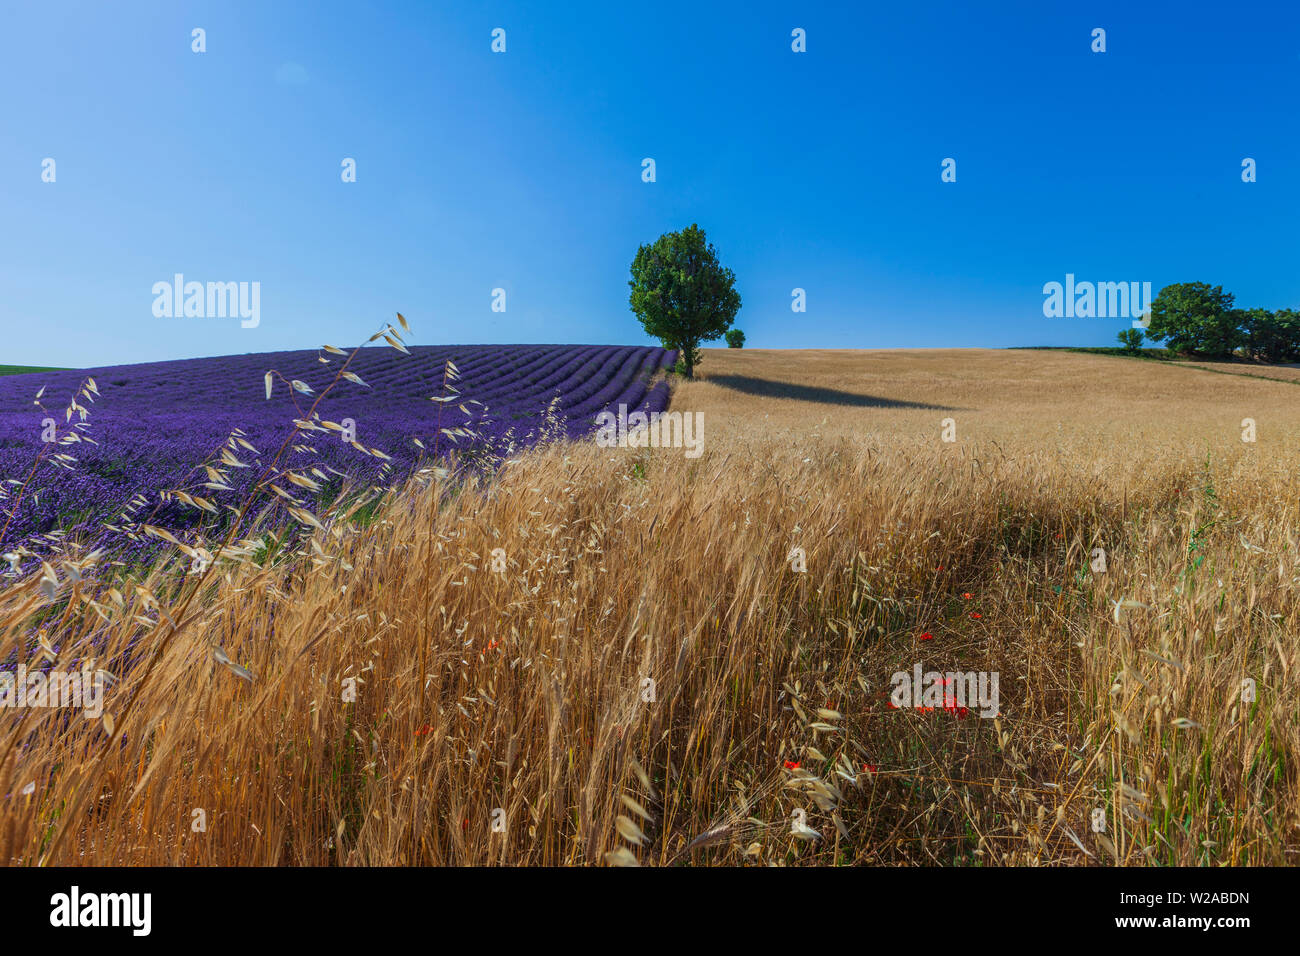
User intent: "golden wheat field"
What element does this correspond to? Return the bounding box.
[3,347,1297,866]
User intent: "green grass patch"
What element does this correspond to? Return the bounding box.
[0,364,67,377]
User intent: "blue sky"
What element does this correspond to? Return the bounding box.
[2,0,1298,367]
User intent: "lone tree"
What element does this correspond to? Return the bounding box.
[1116,328,1144,353]
[725,328,746,348]
[1146,283,1241,358]
[628,224,741,379]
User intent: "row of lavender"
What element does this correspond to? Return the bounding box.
[0,343,675,559]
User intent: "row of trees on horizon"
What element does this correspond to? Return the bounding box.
[1119,282,1300,362]
[626,225,1298,373]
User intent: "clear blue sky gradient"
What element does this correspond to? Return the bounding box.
[2,0,1298,367]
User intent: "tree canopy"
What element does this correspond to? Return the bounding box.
[1146,283,1240,358]
[628,224,741,379]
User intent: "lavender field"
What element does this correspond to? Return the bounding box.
[0,343,675,561]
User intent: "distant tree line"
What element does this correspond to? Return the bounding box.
[1126,282,1300,362]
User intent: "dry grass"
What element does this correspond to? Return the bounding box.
[2,346,1297,865]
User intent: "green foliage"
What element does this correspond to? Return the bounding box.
[1146,283,1241,358]
[1116,328,1144,353]
[1241,308,1300,363]
[725,328,746,349]
[628,224,741,379]
[1146,284,1300,363]
[0,365,65,377]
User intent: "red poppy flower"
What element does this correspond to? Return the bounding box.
[886,700,899,709]
[962,592,973,600]
[863,763,878,773]
[416,724,432,736]
[783,760,801,770]
[942,685,970,718]
[919,632,934,641]
[970,612,982,619]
